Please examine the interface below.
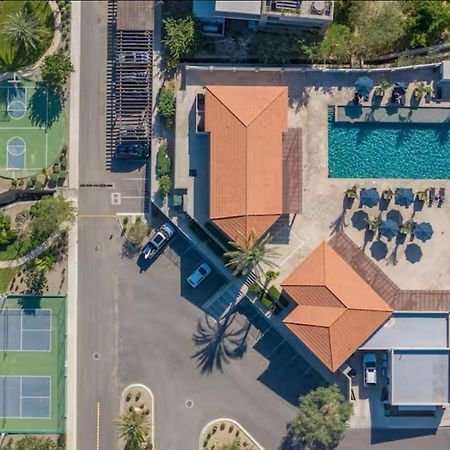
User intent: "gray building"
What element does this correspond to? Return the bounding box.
[193,0,333,34]
[360,312,450,409]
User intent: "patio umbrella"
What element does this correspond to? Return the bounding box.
[370,241,388,261]
[360,188,379,208]
[395,188,414,207]
[393,81,407,95]
[380,219,399,240]
[351,210,369,231]
[414,222,433,242]
[405,243,422,263]
[354,76,374,96]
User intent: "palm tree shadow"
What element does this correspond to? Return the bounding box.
[191,313,252,375]
[29,83,63,128]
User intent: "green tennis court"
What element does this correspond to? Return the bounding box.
[0,295,66,433]
[0,80,66,178]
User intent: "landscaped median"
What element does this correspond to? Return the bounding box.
[200,419,263,450]
[116,383,154,450]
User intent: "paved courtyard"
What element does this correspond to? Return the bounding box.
[177,65,450,294]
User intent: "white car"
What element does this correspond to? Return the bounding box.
[142,223,175,260]
[363,353,377,387]
[187,262,212,288]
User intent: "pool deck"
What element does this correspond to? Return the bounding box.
[180,65,450,304]
[335,104,450,124]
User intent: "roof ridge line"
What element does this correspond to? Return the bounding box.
[247,87,287,127]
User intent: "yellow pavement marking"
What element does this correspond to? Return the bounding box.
[78,214,117,219]
[96,402,100,450]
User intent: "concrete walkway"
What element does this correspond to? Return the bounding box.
[0,230,61,268]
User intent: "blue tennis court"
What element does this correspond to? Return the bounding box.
[0,309,51,351]
[0,376,51,418]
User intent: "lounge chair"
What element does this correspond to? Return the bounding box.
[438,188,445,207]
[428,188,435,207]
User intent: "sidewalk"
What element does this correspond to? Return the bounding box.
[66,1,82,449]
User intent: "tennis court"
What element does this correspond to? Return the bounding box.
[0,296,66,433]
[0,308,51,351]
[0,80,66,178]
[0,376,51,418]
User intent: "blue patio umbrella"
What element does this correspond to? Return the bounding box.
[414,222,433,242]
[354,76,374,96]
[394,81,407,95]
[380,219,399,240]
[395,188,414,207]
[405,243,422,263]
[360,188,379,208]
[370,241,388,261]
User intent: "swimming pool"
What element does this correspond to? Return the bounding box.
[328,112,450,179]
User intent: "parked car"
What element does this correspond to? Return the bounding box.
[187,262,212,288]
[142,223,175,260]
[115,142,150,159]
[363,353,377,387]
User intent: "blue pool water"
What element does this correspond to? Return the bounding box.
[328,116,450,179]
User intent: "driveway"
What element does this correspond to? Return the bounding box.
[118,232,325,449]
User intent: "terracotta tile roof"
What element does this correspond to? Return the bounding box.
[282,242,393,372]
[205,85,288,241]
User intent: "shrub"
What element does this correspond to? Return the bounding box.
[50,173,59,182]
[158,175,171,197]
[35,181,44,189]
[10,179,17,189]
[156,144,171,177]
[31,175,37,184]
[158,87,176,127]
[60,156,67,169]
[123,216,129,225]
[53,163,60,173]
[26,179,33,188]
[59,170,68,180]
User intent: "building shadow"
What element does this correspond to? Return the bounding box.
[268,215,291,244]
[370,427,439,445]
[191,313,251,375]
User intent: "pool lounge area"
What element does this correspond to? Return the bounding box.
[328,106,450,179]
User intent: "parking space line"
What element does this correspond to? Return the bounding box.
[266,337,287,359]
[283,352,300,369]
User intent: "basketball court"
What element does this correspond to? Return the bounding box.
[0,79,66,178]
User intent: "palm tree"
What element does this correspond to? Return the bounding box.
[374,78,391,97]
[224,229,279,278]
[115,410,149,450]
[345,185,358,200]
[365,216,381,232]
[414,81,432,101]
[2,8,49,54]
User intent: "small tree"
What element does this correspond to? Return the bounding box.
[115,410,149,450]
[290,385,352,449]
[374,78,391,97]
[345,185,358,199]
[382,188,394,201]
[0,211,16,245]
[126,219,150,246]
[162,15,197,68]
[414,81,432,101]
[158,174,171,197]
[25,268,48,295]
[365,215,381,232]
[41,52,74,90]
[158,87,176,127]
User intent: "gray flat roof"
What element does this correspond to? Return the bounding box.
[392,350,449,405]
[215,0,261,16]
[361,313,449,349]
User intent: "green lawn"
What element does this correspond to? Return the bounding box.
[0,1,54,70]
[1,295,66,434]
[0,267,18,291]
[0,237,32,261]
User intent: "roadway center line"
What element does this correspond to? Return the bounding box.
[96,402,100,450]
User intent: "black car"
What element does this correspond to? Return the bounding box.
[115,142,150,159]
